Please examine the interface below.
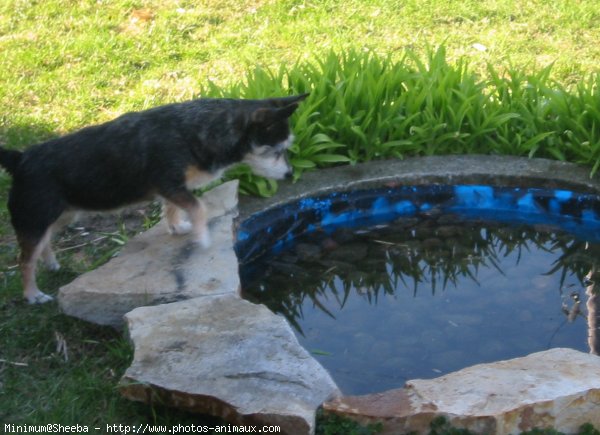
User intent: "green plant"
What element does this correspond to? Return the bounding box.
[316,410,383,435]
[199,47,600,197]
[578,423,600,435]
[429,416,474,435]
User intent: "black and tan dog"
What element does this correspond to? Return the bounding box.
[0,94,308,304]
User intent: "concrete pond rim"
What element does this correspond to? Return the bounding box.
[233,154,600,431]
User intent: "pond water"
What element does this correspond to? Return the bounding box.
[238,185,600,395]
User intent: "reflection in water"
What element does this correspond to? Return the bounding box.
[241,214,600,395]
[587,267,600,354]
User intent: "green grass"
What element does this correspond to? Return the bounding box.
[0,218,210,426]
[2,0,600,432]
[2,0,600,136]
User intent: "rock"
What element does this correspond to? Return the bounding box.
[197,180,239,219]
[120,294,340,435]
[323,348,600,434]
[58,181,240,328]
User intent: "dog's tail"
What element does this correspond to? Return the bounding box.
[0,146,23,176]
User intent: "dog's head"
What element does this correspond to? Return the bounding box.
[242,93,309,180]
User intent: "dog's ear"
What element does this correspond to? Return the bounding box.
[269,93,310,108]
[250,102,301,125]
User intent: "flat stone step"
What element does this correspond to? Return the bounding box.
[58,181,240,328]
[120,293,340,435]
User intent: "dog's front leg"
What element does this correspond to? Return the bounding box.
[162,191,210,249]
[164,201,193,235]
[41,243,60,271]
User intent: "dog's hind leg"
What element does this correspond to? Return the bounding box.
[41,227,60,271]
[9,184,67,303]
[39,211,77,271]
[18,229,55,304]
[162,190,210,248]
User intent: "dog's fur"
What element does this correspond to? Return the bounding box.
[0,94,308,304]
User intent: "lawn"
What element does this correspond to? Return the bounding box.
[1,0,600,432]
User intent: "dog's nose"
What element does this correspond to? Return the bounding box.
[285,169,293,180]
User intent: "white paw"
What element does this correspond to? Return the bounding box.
[26,290,54,304]
[194,230,211,249]
[45,259,61,271]
[168,220,193,235]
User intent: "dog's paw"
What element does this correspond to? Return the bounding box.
[45,259,61,271]
[168,220,193,235]
[42,249,61,271]
[194,230,212,250]
[26,290,54,304]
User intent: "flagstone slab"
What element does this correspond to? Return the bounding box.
[323,348,600,434]
[58,181,239,328]
[120,294,340,435]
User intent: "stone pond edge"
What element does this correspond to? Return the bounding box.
[237,155,600,221]
[114,155,600,434]
[235,154,600,433]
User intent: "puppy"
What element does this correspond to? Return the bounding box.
[0,93,308,304]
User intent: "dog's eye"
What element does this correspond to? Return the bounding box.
[254,145,284,158]
[254,146,271,156]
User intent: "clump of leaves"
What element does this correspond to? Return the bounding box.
[203,47,600,196]
[429,416,474,435]
[520,423,600,435]
[578,423,600,435]
[316,410,382,435]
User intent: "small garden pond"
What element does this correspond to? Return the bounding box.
[237,184,600,395]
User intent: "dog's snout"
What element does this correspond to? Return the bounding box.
[285,169,293,180]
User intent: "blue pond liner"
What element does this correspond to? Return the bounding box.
[235,184,600,264]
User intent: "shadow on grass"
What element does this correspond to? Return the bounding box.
[0,252,223,426]
[0,243,218,425]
